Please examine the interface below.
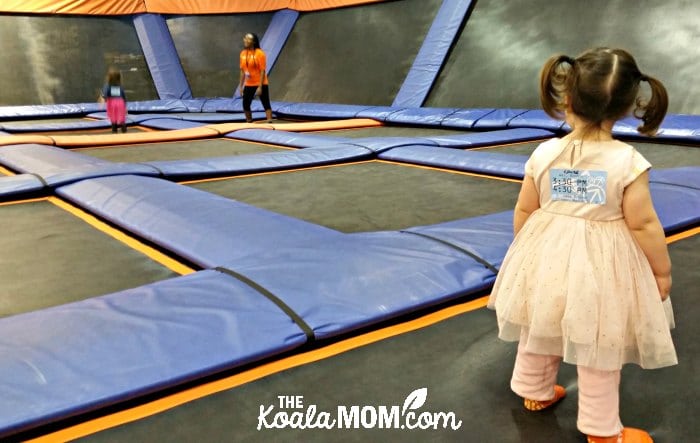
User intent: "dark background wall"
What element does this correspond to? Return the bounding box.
[426,0,700,115]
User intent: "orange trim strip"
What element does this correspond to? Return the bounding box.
[26,296,488,442]
[48,197,196,275]
[667,226,700,243]
[0,135,55,146]
[0,0,389,15]
[0,197,47,206]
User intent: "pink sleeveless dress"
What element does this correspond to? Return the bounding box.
[488,138,677,371]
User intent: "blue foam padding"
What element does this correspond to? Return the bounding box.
[0,144,160,186]
[355,106,406,120]
[57,175,341,268]
[138,118,207,130]
[348,137,438,153]
[221,230,497,340]
[379,145,527,178]
[177,113,249,123]
[403,210,514,270]
[473,109,529,129]
[133,14,192,100]
[384,107,462,126]
[508,110,568,131]
[650,167,700,190]
[145,144,374,179]
[127,100,190,113]
[228,128,350,148]
[0,269,308,437]
[0,174,46,197]
[0,103,101,120]
[422,128,553,148]
[256,10,299,88]
[651,182,700,232]
[440,108,496,128]
[613,114,700,141]
[0,119,112,133]
[393,0,476,107]
[274,102,373,119]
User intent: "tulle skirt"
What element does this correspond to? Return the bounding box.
[106,97,126,125]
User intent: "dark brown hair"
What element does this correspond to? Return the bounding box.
[539,47,668,136]
[106,68,121,87]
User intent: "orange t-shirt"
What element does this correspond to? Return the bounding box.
[239,48,268,87]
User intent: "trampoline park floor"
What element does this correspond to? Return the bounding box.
[0,117,696,443]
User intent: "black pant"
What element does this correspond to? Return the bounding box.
[242,85,271,112]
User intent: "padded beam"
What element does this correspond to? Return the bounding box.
[0,174,46,198]
[132,14,192,100]
[257,10,299,85]
[145,144,374,178]
[228,128,350,148]
[472,109,529,129]
[57,175,341,268]
[0,103,101,120]
[348,137,438,153]
[422,128,553,147]
[379,145,528,178]
[508,110,568,131]
[384,107,461,126]
[393,0,475,107]
[0,270,308,438]
[441,108,496,128]
[220,229,497,340]
[0,119,112,133]
[0,144,160,186]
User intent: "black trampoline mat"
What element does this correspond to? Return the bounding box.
[76,233,699,443]
[0,200,178,317]
[187,161,521,233]
[475,141,700,169]
[76,138,289,163]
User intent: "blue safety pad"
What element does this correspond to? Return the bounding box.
[403,210,514,271]
[145,144,374,179]
[0,269,308,437]
[228,129,351,148]
[127,100,190,113]
[508,110,569,131]
[384,107,462,126]
[221,230,496,340]
[379,145,527,178]
[355,106,406,120]
[651,183,700,232]
[422,128,554,148]
[259,10,298,79]
[440,108,496,129]
[138,118,207,130]
[348,137,437,153]
[650,167,700,190]
[57,175,341,268]
[613,114,700,142]
[0,144,159,186]
[0,103,101,120]
[0,174,46,198]
[198,98,243,113]
[473,109,529,129]
[133,14,192,100]
[393,0,476,107]
[274,102,374,119]
[0,119,112,133]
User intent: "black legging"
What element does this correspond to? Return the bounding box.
[242,85,271,112]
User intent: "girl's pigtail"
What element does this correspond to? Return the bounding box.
[539,55,574,120]
[634,74,668,136]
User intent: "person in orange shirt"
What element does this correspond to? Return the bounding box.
[238,33,272,123]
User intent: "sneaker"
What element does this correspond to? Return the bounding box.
[523,385,566,411]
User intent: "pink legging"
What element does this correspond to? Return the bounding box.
[510,341,624,436]
[106,97,126,125]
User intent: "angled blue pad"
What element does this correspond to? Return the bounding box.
[228,128,351,148]
[441,108,496,129]
[403,210,514,271]
[260,10,299,78]
[379,145,528,178]
[355,106,406,120]
[508,110,568,131]
[127,100,190,113]
[221,230,496,340]
[347,137,438,153]
[613,114,700,142]
[0,103,101,120]
[199,98,244,112]
[0,144,160,186]
[473,109,529,129]
[650,167,700,190]
[274,102,374,119]
[384,107,462,126]
[133,14,192,100]
[0,269,307,437]
[651,182,700,233]
[393,0,475,107]
[146,144,374,179]
[139,118,206,130]
[0,174,46,198]
[0,119,112,133]
[422,128,553,148]
[57,175,341,268]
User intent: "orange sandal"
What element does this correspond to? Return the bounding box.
[523,385,566,411]
[587,427,653,443]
